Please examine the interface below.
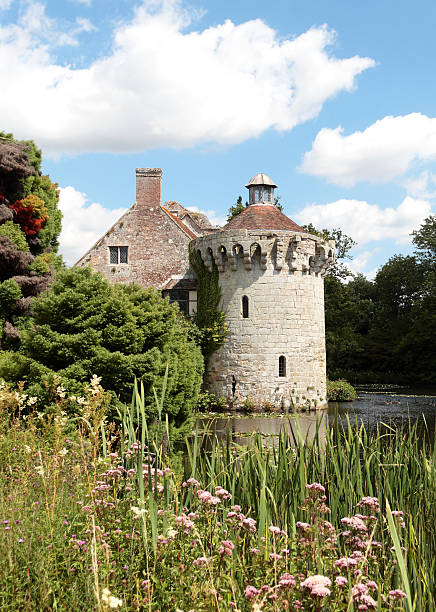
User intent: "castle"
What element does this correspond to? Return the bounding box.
[77,168,335,409]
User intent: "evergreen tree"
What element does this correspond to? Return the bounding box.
[0,267,204,438]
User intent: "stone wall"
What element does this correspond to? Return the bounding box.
[191,229,335,409]
[76,169,195,288]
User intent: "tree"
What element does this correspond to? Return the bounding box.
[0,267,204,437]
[226,196,248,222]
[0,133,63,348]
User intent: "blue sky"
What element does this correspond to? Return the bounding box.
[1,0,435,272]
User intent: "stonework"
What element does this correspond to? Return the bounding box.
[191,218,335,410]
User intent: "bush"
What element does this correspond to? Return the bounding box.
[0,267,204,437]
[0,220,29,251]
[327,379,357,402]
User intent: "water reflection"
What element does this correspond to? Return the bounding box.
[197,387,436,446]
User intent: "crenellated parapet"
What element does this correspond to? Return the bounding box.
[191,229,335,277]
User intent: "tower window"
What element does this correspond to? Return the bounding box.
[109,246,128,264]
[242,295,249,318]
[279,356,286,377]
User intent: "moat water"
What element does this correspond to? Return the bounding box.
[196,385,436,445]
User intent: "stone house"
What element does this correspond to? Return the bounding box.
[76,168,217,315]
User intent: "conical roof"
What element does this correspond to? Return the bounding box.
[223,204,305,232]
[245,173,277,188]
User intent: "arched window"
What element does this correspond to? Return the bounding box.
[242,295,249,318]
[279,356,286,377]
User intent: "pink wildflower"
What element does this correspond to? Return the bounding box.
[306,483,325,494]
[341,516,367,531]
[249,548,260,555]
[296,521,310,532]
[245,585,259,601]
[335,576,348,587]
[192,556,208,566]
[269,553,282,561]
[335,556,359,569]
[218,540,235,557]
[215,486,232,500]
[357,496,380,513]
[292,601,304,610]
[300,575,331,598]
[241,517,257,533]
[389,589,407,599]
[279,573,296,588]
[269,525,281,535]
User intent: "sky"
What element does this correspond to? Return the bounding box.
[1,0,435,275]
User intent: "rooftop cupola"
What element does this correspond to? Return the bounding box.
[245,172,277,205]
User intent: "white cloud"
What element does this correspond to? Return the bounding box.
[58,186,127,266]
[0,0,14,10]
[301,113,436,186]
[186,205,227,227]
[403,170,436,199]
[0,0,374,155]
[295,196,432,245]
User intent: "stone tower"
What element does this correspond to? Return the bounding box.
[190,173,335,409]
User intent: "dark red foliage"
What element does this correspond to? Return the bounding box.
[10,200,46,236]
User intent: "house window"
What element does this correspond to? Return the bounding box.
[109,246,128,264]
[166,290,190,315]
[279,356,286,377]
[242,295,249,318]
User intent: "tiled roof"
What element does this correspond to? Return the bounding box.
[161,206,197,239]
[223,205,305,232]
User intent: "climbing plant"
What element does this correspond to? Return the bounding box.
[189,245,227,361]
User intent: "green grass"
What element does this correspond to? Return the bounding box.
[0,381,434,610]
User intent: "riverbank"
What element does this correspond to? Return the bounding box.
[0,386,434,610]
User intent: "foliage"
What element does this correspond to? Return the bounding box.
[226,195,248,221]
[189,245,227,360]
[412,214,436,262]
[0,279,22,316]
[10,197,47,237]
[196,390,227,412]
[0,132,63,348]
[0,220,29,251]
[326,379,357,401]
[324,216,436,383]
[0,391,433,610]
[0,267,204,436]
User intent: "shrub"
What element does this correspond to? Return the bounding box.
[0,279,22,315]
[327,379,357,401]
[0,220,29,251]
[0,267,204,438]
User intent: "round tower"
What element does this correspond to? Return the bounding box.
[191,173,335,410]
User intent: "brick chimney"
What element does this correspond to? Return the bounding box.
[136,168,162,209]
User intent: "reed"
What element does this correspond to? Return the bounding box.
[186,414,436,609]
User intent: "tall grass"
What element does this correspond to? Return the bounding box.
[187,415,436,609]
[0,377,434,610]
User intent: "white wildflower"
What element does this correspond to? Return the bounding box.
[24,445,32,454]
[59,448,68,457]
[35,465,45,476]
[101,587,123,608]
[130,506,146,518]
